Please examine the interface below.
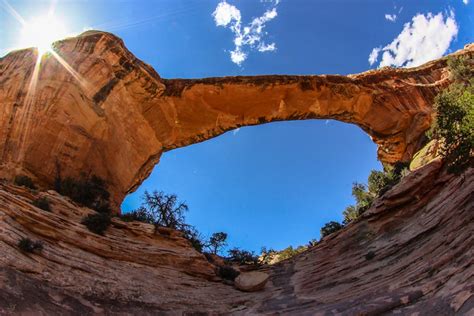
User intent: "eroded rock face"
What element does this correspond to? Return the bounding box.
[1,30,472,207]
[0,162,472,314]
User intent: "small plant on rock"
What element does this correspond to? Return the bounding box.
[119,206,154,224]
[57,175,111,213]
[33,197,51,212]
[81,212,112,235]
[18,237,43,253]
[181,224,205,253]
[14,175,37,190]
[320,221,343,239]
[218,265,240,281]
[227,248,259,265]
[365,251,376,260]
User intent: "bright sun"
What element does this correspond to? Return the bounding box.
[20,15,69,55]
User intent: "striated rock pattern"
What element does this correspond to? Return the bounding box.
[0,30,472,207]
[0,160,472,314]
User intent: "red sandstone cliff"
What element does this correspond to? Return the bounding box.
[0,160,472,314]
[1,31,472,207]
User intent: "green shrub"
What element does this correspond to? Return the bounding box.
[218,265,240,281]
[427,56,473,174]
[365,251,376,260]
[18,237,43,253]
[227,248,259,265]
[181,225,205,253]
[119,207,154,224]
[207,232,228,255]
[343,164,410,224]
[33,197,51,212]
[447,55,472,83]
[342,205,359,225]
[14,175,36,190]
[431,87,473,173]
[81,212,111,235]
[308,239,319,247]
[260,245,307,264]
[57,175,111,213]
[351,182,374,211]
[320,221,343,238]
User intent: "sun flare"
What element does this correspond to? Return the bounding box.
[20,14,69,55]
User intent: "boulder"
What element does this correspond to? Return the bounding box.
[235,271,270,292]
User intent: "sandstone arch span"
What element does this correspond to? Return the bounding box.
[0,31,471,207]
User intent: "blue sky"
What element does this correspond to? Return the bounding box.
[1,0,472,253]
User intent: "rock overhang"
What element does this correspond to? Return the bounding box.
[0,30,472,209]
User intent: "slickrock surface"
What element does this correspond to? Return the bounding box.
[0,161,472,314]
[1,30,472,207]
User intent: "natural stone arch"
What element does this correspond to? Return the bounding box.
[0,31,470,207]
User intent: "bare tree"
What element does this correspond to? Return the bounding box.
[143,190,188,229]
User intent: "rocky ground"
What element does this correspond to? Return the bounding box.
[0,159,472,315]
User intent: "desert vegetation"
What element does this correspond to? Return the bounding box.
[341,163,409,225]
[32,197,51,212]
[56,175,111,213]
[217,265,240,281]
[55,174,114,235]
[226,248,259,265]
[81,212,112,235]
[427,56,473,174]
[14,175,36,190]
[122,191,232,253]
[18,237,43,253]
[260,245,308,264]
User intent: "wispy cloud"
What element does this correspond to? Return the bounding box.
[369,11,458,68]
[232,128,241,135]
[385,14,397,22]
[212,0,279,65]
[463,0,469,5]
[368,47,381,65]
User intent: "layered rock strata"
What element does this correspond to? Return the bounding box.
[1,31,471,207]
[0,161,472,314]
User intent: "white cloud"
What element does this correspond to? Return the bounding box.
[213,1,241,27]
[231,50,246,64]
[258,42,276,52]
[212,0,279,65]
[463,0,469,4]
[385,14,397,22]
[232,128,241,135]
[369,11,458,68]
[368,47,381,65]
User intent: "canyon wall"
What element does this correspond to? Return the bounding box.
[0,160,472,314]
[1,31,471,207]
